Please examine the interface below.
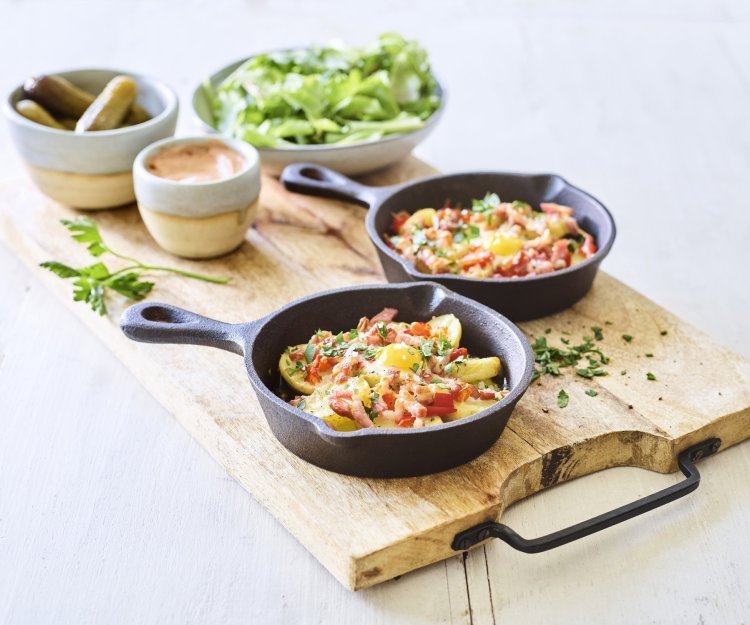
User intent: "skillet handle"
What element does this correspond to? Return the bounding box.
[280,163,395,207]
[120,302,246,356]
[452,438,721,553]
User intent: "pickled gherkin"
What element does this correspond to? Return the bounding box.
[15,100,66,130]
[75,76,137,132]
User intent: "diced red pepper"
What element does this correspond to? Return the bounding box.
[432,392,454,407]
[397,416,416,427]
[425,405,456,417]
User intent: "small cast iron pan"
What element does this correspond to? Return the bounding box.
[120,282,534,478]
[281,164,616,321]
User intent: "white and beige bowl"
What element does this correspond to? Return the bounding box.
[133,136,261,259]
[3,68,178,209]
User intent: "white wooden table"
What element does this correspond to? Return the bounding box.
[2,1,749,623]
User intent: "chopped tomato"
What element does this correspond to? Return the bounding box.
[581,234,597,257]
[479,389,497,400]
[313,355,334,372]
[381,390,396,410]
[451,385,473,402]
[305,367,320,385]
[449,347,468,362]
[397,416,415,427]
[390,212,410,233]
[409,321,431,337]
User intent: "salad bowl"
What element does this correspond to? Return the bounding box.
[192,41,445,176]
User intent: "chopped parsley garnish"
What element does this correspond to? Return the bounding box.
[530,335,610,382]
[334,332,345,344]
[377,322,388,340]
[364,347,378,360]
[645,352,653,358]
[471,192,500,213]
[591,326,604,341]
[303,343,316,364]
[585,389,598,397]
[622,334,633,343]
[420,338,434,358]
[410,362,421,373]
[436,336,453,357]
[557,389,569,408]
[660,330,668,336]
[646,372,656,381]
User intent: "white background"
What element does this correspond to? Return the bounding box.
[1,1,749,623]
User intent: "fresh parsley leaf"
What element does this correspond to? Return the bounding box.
[557,389,569,409]
[591,325,604,341]
[377,322,388,340]
[646,372,656,381]
[334,331,345,345]
[420,338,434,358]
[622,334,633,343]
[61,217,108,257]
[39,261,81,279]
[108,273,154,300]
[645,352,654,358]
[585,389,598,397]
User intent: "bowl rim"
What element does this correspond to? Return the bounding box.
[364,170,617,285]
[191,47,447,153]
[133,134,261,188]
[3,67,179,137]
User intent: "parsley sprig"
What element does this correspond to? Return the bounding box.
[40,218,229,315]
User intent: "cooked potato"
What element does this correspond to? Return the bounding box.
[279,345,316,394]
[323,414,358,431]
[401,208,437,233]
[449,356,501,384]
[429,313,462,347]
[446,398,497,421]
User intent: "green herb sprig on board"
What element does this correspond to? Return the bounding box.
[40,218,229,315]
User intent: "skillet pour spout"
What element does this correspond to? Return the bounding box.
[120,282,534,478]
[281,163,617,321]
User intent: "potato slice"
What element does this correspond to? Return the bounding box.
[279,344,316,394]
[446,398,498,421]
[429,313,462,347]
[402,208,437,233]
[449,356,501,384]
[323,414,359,432]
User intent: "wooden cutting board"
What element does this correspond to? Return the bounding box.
[2,158,749,590]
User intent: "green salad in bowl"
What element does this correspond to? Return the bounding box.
[193,33,445,175]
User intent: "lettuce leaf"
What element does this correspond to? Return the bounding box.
[205,33,439,147]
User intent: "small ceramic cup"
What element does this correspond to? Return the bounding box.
[133,136,261,259]
[3,68,178,209]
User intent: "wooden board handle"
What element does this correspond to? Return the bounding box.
[452,437,722,553]
[119,302,249,355]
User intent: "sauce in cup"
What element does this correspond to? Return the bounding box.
[146,140,246,183]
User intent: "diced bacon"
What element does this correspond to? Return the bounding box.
[540,202,574,216]
[288,349,305,362]
[350,399,373,428]
[479,389,498,400]
[370,308,398,324]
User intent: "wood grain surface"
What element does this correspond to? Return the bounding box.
[2,160,749,591]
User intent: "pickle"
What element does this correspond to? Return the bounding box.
[123,103,151,126]
[15,100,66,129]
[75,76,137,132]
[58,117,78,130]
[23,75,95,118]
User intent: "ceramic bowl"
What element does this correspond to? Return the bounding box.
[3,68,178,209]
[133,136,261,259]
[191,53,445,176]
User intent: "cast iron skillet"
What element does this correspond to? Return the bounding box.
[120,282,534,478]
[281,164,616,321]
